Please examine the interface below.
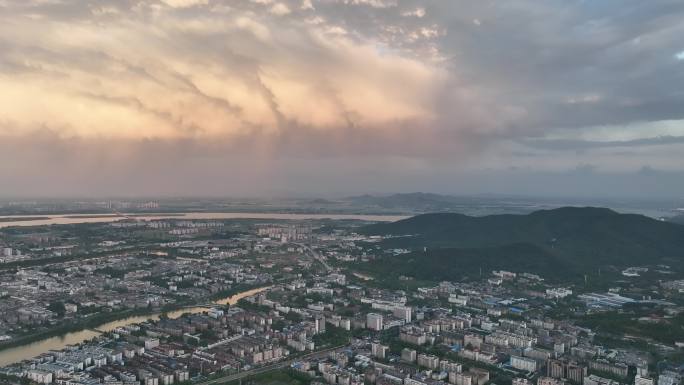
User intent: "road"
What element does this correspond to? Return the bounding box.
[198,346,344,385]
[296,243,332,272]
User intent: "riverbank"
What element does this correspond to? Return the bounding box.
[0,307,166,351]
[0,247,152,271]
[0,217,49,223]
[0,285,270,365]
[0,212,407,229]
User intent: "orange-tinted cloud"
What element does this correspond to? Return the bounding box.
[0,0,449,143]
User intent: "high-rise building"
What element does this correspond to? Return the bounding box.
[417,354,440,370]
[547,359,587,384]
[392,306,412,323]
[511,356,538,372]
[401,348,417,363]
[372,342,388,359]
[367,313,384,331]
[315,316,326,334]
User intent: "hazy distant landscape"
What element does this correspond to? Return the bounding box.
[1,193,682,219]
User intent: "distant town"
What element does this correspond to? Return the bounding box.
[0,198,683,385]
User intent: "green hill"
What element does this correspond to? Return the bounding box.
[669,214,684,225]
[362,243,574,281]
[359,207,684,279]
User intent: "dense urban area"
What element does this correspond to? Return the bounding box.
[1,199,684,385]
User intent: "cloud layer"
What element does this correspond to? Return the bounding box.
[1,0,683,197]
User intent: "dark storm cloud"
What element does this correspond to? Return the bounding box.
[424,0,684,131]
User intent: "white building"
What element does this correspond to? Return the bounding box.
[584,375,620,385]
[144,338,160,349]
[417,354,440,370]
[401,348,417,363]
[448,294,469,306]
[511,355,538,372]
[513,379,533,385]
[315,316,326,334]
[546,288,573,299]
[367,313,384,331]
[371,342,388,359]
[393,306,412,323]
[27,370,53,384]
[635,376,654,385]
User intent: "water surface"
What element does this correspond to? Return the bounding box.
[0,287,269,366]
[0,212,407,228]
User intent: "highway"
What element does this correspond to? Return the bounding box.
[197,345,344,385]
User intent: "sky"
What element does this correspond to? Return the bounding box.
[1,0,684,198]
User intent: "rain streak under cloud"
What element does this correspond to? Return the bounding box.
[1,0,684,197]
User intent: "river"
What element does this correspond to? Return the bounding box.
[0,286,269,367]
[0,212,407,228]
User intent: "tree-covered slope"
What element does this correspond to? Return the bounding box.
[361,243,573,281]
[669,214,684,225]
[360,207,684,269]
